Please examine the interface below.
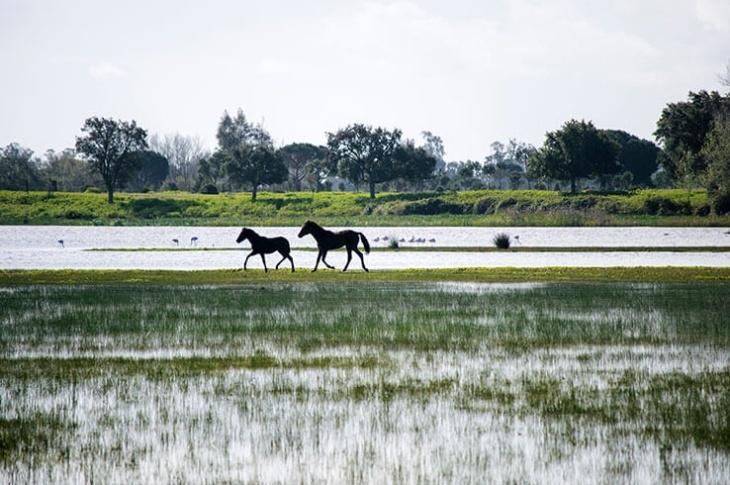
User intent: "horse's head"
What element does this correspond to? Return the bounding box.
[236,227,250,243]
[298,221,314,238]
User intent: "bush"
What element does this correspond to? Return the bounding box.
[472,197,499,214]
[493,233,511,249]
[200,184,219,195]
[713,194,730,215]
[388,238,399,249]
[643,197,691,216]
[695,204,711,216]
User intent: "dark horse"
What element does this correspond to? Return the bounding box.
[298,220,370,272]
[236,228,294,272]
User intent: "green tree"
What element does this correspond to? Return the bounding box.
[393,142,438,185]
[654,90,730,182]
[41,149,101,192]
[75,117,148,203]
[278,143,328,191]
[527,119,619,193]
[603,129,660,187]
[327,124,402,198]
[216,109,272,150]
[226,144,287,201]
[196,150,230,191]
[702,113,730,206]
[126,151,170,191]
[0,143,42,191]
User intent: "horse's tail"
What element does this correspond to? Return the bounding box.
[358,233,370,254]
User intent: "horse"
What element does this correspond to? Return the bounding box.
[297,220,370,272]
[236,228,294,272]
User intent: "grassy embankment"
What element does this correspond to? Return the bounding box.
[3,267,730,285]
[2,188,729,226]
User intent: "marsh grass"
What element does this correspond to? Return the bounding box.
[1,282,729,482]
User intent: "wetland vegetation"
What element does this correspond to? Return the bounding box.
[1,281,728,483]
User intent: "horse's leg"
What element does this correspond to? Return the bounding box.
[244,251,255,271]
[260,254,268,273]
[342,248,353,272]
[275,252,287,269]
[312,251,322,272]
[288,255,295,272]
[354,247,368,272]
[321,251,335,269]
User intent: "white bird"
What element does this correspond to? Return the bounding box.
[172,239,179,246]
[191,236,199,246]
[57,240,64,248]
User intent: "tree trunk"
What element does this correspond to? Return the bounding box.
[107,186,114,204]
[570,177,576,194]
[251,185,257,201]
[369,180,376,199]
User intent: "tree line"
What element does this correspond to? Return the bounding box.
[2,74,729,208]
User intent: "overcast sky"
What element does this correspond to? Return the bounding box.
[1,0,729,161]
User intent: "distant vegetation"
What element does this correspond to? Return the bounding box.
[1,78,729,211]
[1,188,726,226]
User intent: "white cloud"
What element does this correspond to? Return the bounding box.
[696,0,730,31]
[88,62,127,80]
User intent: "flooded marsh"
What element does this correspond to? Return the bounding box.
[1,282,729,483]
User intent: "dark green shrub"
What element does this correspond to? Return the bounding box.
[713,194,730,215]
[493,233,511,249]
[695,204,711,216]
[643,197,692,215]
[127,198,201,219]
[200,184,219,195]
[472,197,499,214]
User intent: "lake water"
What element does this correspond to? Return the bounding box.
[2,225,729,269]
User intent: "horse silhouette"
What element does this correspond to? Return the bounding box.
[298,220,370,272]
[236,228,294,272]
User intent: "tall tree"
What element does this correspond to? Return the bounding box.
[126,150,170,191]
[527,119,619,193]
[421,131,446,172]
[702,113,730,200]
[149,133,208,191]
[654,90,730,182]
[75,117,147,203]
[327,124,402,198]
[393,142,438,183]
[603,130,660,187]
[0,143,42,191]
[226,144,287,201]
[216,109,272,150]
[196,150,230,191]
[278,143,328,191]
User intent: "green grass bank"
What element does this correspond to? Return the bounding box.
[3,267,730,286]
[2,188,729,226]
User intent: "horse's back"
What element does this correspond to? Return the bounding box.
[273,236,290,253]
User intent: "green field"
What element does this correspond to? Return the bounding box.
[1,281,729,482]
[2,188,728,226]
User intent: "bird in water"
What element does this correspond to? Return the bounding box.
[191,236,199,246]
[172,239,179,246]
[57,240,64,248]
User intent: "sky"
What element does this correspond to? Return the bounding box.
[1,0,729,161]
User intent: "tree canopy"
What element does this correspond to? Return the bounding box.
[126,150,170,191]
[654,90,730,182]
[75,117,148,203]
[603,129,660,187]
[278,143,328,191]
[226,144,287,200]
[527,119,619,193]
[327,124,403,198]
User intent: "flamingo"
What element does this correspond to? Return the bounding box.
[428,238,436,243]
[172,239,179,246]
[57,240,64,248]
[191,236,199,246]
